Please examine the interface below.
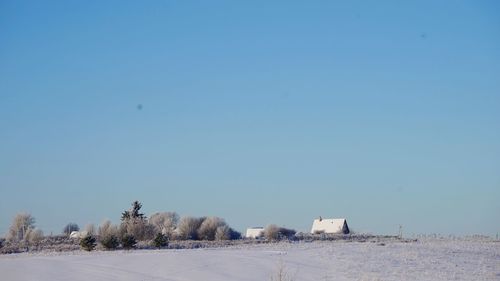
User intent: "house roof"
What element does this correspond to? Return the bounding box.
[311,218,348,234]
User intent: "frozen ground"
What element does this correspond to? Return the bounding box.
[1,239,499,281]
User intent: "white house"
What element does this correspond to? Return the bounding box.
[245,227,264,238]
[69,230,89,239]
[311,217,350,234]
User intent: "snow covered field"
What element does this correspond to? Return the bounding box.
[1,239,499,281]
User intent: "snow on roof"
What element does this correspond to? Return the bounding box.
[311,218,349,234]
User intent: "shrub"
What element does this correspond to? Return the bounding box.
[6,213,36,242]
[278,227,296,240]
[264,225,296,241]
[0,243,21,254]
[98,220,120,250]
[230,228,242,240]
[26,229,44,246]
[121,219,155,241]
[264,225,280,241]
[177,216,206,240]
[62,223,80,236]
[215,225,231,241]
[98,220,118,238]
[121,234,137,249]
[153,232,168,249]
[0,238,5,248]
[198,217,227,241]
[149,212,179,237]
[80,235,97,251]
[215,225,241,240]
[100,235,119,250]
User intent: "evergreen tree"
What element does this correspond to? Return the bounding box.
[121,234,137,249]
[80,235,97,251]
[100,235,119,250]
[121,201,145,221]
[153,232,168,249]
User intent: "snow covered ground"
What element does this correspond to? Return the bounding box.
[1,239,499,281]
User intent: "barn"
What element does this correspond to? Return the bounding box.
[245,227,264,238]
[310,217,350,234]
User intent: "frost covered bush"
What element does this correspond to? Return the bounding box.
[215,225,231,241]
[26,228,44,247]
[176,216,240,241]
[121,234,137,249]
[62,223,79,236]
[6,213,36,242]
[215,225,241,241]
[264,225,281,241]
[80,235,97,251]
[99,220,120,250]
[264,225,296,241]
[149,212,179,238]
[98,220,119,238]
[198,217,227,241]
[177,216,206,240]
[120,220,155,241]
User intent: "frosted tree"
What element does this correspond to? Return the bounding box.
[6,213,36,242]
[149,212,179,237]
[177,216,206,240]
[198,217,227,241]
[120,201,154,241]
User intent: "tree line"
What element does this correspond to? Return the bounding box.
[2,200,297,253]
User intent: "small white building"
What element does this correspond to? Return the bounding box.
[311,217,350,234]
[245,227,264,238]
[69,230,89,239]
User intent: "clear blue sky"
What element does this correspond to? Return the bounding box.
[1,1,499,237]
